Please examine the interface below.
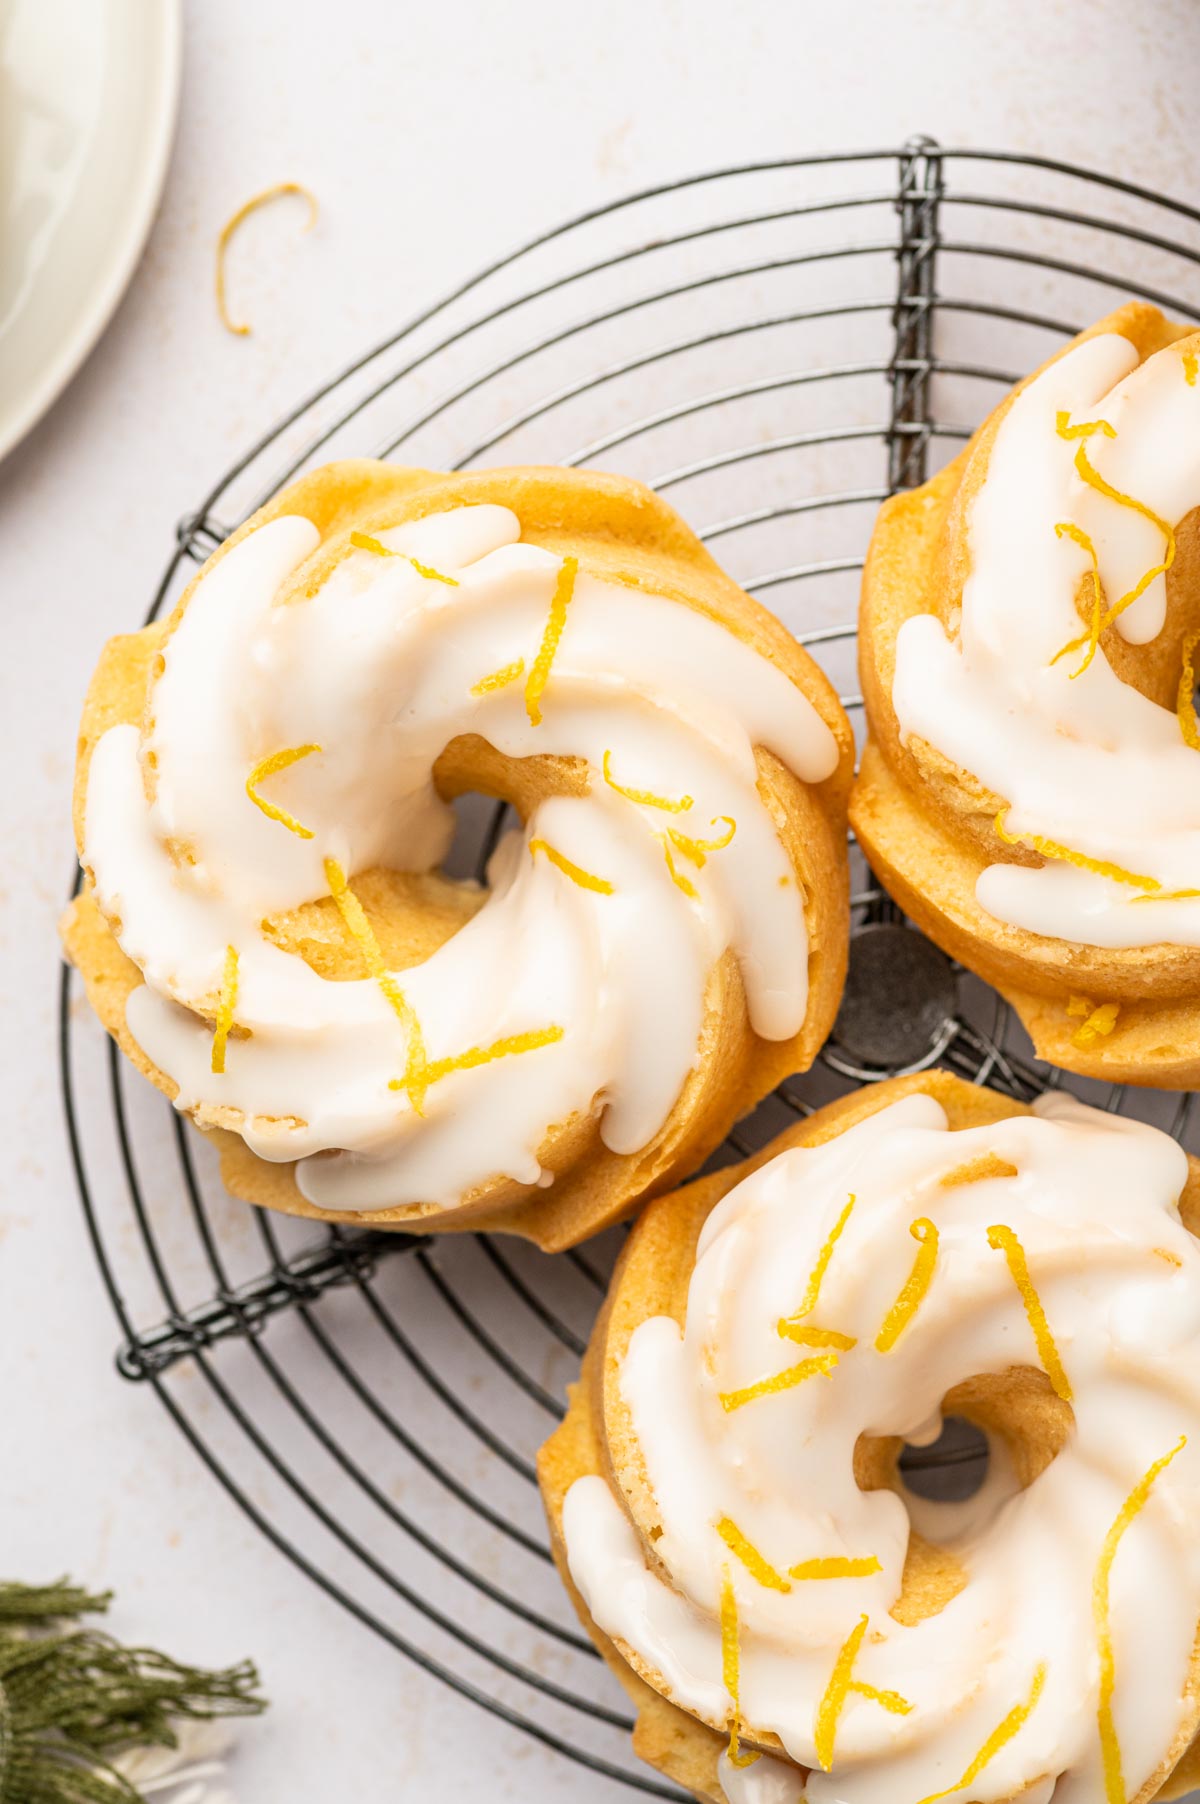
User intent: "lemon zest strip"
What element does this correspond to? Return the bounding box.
[938,1154,1018,1188]
[719,1568,760,1769]
[987,1224,1073,1401]
[1071,1001,1120,1049]
[914,1664,1047,1804]
[348,530,458,586]
[1154,1247,1183,1267]
[660,835,699,899]
[1049,521,1105,678]
[715,1518,791,1594]
[719,1353,840,1414]
[1051,442,1176,665]
[813,1617,867,1772]
[601,749,693,814]
[788,1557,882,1581]
[471,658,525,696]
[324,857,429,1112]
[874,1219,939,1354]
[778,1193,856,1336]
[995,810,1159,892]
[1185,351,1198,387]
[245,743,322,839]
[848,1681,912,1716]
[1056,410,1117,441]
[1178,628,1200,751]
[667,817,737,869]
[215,182,318,337]
[525,556,578,725]
[211,945,239,1075]
[389,1026,564,1095]
[777,1323,857,1351]
[529,838,614,895]
[1094,1437,1187,1804]
[811,1616,914,1772]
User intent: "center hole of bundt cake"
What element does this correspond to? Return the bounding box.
[441,790,515,881]
[854,1371,1074,1626]
[434,737,590,884]
[278,751,591,983]
[899,1416,990,1503]
[857,1368,1073,1512]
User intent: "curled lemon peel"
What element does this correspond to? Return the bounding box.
[667,816,737,869]
[1071,1001,1120,1049]
[601,749,693,814]
[215,182,318,337]
[719,1568,759,1770]
[987,1223,1073,1402]
[849,1680,912,1717]
[789,1557,882,1581]
[348,530,458,587]
[782,1193,855,1322]
[245,743,322,839]
[995,810,1160,893]
[470,658,525,696]
[529,838,614,895]
[390,1026,563,1095]
[1056,410,1117,442]
[719,1353,840,1414]
[914,1663,1047,1804]
[1185,351,1198,387]
[715,1518,792,1594]
[938,1153,1018,1188]
[1094,1437,1187,1804]
[211,945,239,1075]
[525,556,578,726]
[874,1219,939,1354]
[324,857,429,1112]
[1051,441,1176,666]
[659,835,700,899]
[1049,521,1105,678]
[1178,628,1200,751]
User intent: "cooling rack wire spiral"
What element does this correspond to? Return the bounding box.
[60,142,1200,1797]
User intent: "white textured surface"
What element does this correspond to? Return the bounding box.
[1,1,1197,1798]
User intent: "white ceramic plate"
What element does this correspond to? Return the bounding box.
[0,0,182,461]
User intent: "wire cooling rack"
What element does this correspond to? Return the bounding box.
[60,141,1200,1798]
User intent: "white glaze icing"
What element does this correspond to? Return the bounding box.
[718,1748,808,1803]
[892,331,1200,949]
[83,503,837,1212]
[562,1092,1200,1802]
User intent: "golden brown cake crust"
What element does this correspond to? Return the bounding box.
[62,460,852,1250]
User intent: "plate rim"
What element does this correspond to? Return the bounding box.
[0,0,184,464]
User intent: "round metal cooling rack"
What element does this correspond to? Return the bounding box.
[60,140,1200,1798]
